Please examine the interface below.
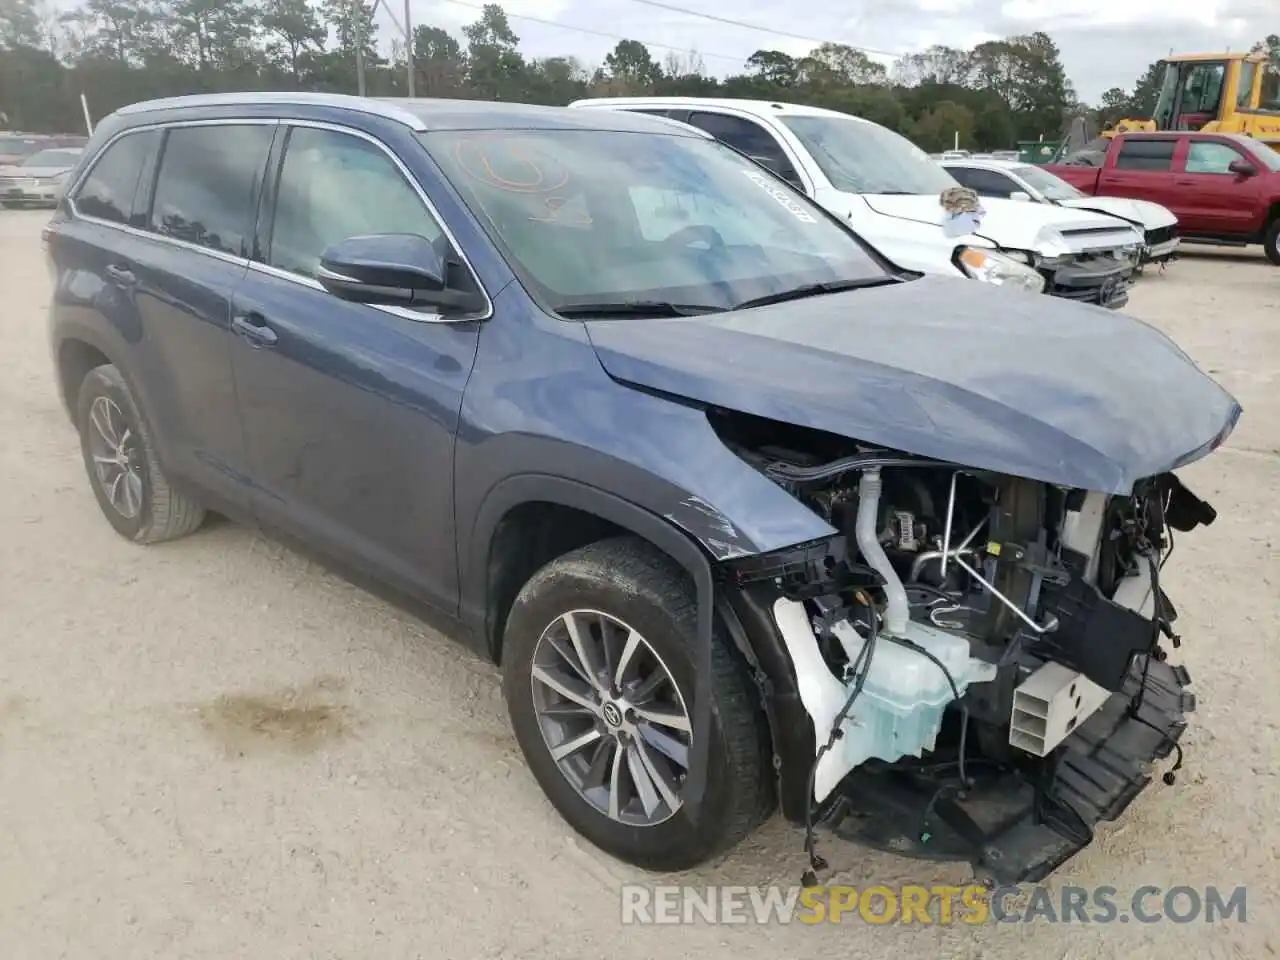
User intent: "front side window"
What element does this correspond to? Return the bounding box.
[685,112,802,186]
[150,124,274,256]
[944,167,1017,199]
[1115,139,1176,171]
[421,128,886,313]
[778,114,957,196]
[1014,165,1085,201]
[71,129,160,226]
[1185,141,1245,174]
[268,126,445,280]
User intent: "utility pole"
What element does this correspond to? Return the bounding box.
[353,0,385,96]
[352,0,415,98]
[405,0,416,97]
[354,0,367,96]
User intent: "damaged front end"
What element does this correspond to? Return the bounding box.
[714,419,1215,886]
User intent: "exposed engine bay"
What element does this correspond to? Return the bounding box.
[712,411,1217,884]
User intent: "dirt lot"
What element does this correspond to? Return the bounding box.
[1,207,1276,958]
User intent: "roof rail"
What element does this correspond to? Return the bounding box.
[114,92,428,132]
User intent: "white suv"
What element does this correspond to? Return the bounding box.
[569,97,1145,310]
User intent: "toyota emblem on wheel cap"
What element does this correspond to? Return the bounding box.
[601,702,623,727]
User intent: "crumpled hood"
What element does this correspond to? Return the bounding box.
[584,276,1241,494]
[859,192,1141,252]
[1057,196,1178,232]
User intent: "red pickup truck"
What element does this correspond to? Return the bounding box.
[1045,132,1280,265]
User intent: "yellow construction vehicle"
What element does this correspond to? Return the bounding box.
[1104,52,1280,152]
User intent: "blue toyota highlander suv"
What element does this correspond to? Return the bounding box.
[46,92,1238,884]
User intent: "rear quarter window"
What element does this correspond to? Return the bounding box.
[72,129,161,226]
[149,124,275,257]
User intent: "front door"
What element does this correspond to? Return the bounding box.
[229,123,484,611]
[1173,138,1261,237]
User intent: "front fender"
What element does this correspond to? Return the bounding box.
[454,292,836,578]
[464,472,725,823]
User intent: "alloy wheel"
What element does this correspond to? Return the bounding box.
[86,395,144,520]
[529,609,692,826]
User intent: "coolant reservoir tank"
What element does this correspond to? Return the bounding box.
[769,598,998,804]
[818,619,997,800]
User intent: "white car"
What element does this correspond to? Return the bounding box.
[0,146,83,208]
[568,97,1145,310]
[941,156,1180,266]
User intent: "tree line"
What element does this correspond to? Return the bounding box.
[1,0,1278,152]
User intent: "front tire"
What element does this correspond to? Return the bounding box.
[76,363,206,543]
[501,537,771,871]
[1264,220,1280,266]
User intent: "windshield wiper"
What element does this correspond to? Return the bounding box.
[733,277,900,311]
[554,300,724,318]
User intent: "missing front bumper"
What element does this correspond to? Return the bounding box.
[822,656,1192,886]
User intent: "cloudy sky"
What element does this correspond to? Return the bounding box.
[386,0,1275,103]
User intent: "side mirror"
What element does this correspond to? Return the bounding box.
[1009,191,1033,202]
[317,234,483,314]
[1227,159,1258,177]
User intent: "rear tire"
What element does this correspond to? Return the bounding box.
[1264,220,1280,266]
[75,363,206,543]
[501,536,771,871]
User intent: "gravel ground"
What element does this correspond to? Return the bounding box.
[1,208,1277,959]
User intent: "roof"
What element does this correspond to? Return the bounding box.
[113,92,702,136]
[1163,52,1268,63]
[1114,130,1267,147]
[569,96,868,123]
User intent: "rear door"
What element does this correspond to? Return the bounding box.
[1172,137,1261,237]
[61,120,274,515]
[1099,138,1180,210]
[228,122,484,610]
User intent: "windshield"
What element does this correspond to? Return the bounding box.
[22,149,79,168]
[1238,136,1280,171]
[421,128,886,313]
[778,114,958,196]
[0,136,41,157]
[1014,165,1084,201]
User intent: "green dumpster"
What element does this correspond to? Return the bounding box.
[1016,140,1063,165]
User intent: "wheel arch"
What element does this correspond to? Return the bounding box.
[51,321,152,429]
[465,474,715,662]
[464,473,720,819]
[1264,200,1280,233]
[55,336,113,426]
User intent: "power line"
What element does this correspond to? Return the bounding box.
[617,0,901,60]
[438,0,752,66]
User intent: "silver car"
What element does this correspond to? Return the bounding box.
[0,147,84,208]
